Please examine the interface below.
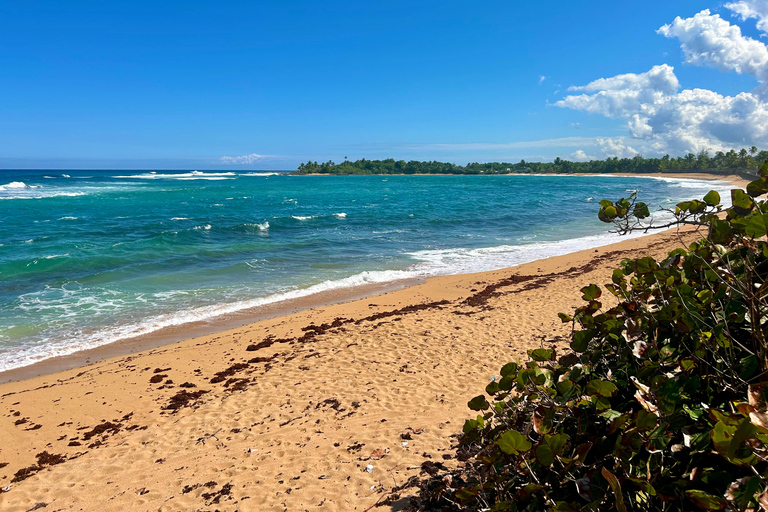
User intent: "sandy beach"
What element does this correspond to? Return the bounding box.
[0,174,749,511]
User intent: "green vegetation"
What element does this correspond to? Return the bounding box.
[295,147,767,175]
[402,162,768,510]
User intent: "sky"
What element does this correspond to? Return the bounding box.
[1,0,768,169]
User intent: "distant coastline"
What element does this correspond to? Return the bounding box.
[292,151,764,180]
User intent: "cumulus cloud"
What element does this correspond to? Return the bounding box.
[219,153,264,165]
[569,149,596,161]
[555,7,768,155]
[597,137,640,158]
[657,9,768,81]
[726,0,768,34]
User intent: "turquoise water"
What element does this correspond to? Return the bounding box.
[0,170,731,371]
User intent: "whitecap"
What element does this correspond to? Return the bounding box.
[334,212,347,218]
[171,217,189,221]
[114,171,236,180]
[0,181,37,191]
[292,215,315,221]
[193,224,212,230]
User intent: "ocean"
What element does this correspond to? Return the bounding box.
[0,170,732,372]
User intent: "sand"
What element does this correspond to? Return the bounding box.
[0,175,750,511]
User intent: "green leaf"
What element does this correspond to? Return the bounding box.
[571,330,594,352]
[500,362,518,377]
[761,160,768,177]
[709,219,732,244]
[556,379,574,398]
[703,190,721,206]
[747,177,768,197]
[599,199,613,208]
[558,312,573,323]
[545,433,569,456]
[635,257,657,275]
[635,409,658,431]
[497,430,532,455]
[467,395,490,411]
[633,202,650,219]
[463,417,482,434]
[744,213,768,238]
[586,379,618,397]
[712,419,758,466]
[685,490,728,510]
[485,380,500,395]
[498,375,515,391]
[732,189,756,214]
[535,444,555,466]
[530,348,554,361]
[580,284,602,301]
[626,478,656,496]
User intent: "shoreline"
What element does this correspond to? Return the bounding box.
[0,278,423,384]
[0,172,749,384]
[0,225,709,510]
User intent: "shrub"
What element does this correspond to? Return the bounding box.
[407,165,768,511]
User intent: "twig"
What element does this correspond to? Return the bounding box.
[195,428,222,445]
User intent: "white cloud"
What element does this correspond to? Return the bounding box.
[569,149,596,161]
[554,8,768,156]
[539,75,546,84]
[657,9,768,82]
[219,153,264,165]
[597,137,640,158]
[726,0,768,34]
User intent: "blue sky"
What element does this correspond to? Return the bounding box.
[1,0,767,169]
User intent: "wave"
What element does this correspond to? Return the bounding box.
[239,172,280,177]
[0,190,87,200]
[57,216,78,220]
[334,212,347,218]
[0,226,646,371]
[0,181,99,200]
[113,171,236,180]
[292,215,316,221]
[0,267,416,372]
[193,224,212,230]
[0,181,39,190]
[171,217,189,221]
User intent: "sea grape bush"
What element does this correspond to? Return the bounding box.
[410,163,768,511]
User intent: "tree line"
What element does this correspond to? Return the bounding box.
[294,147,767,175]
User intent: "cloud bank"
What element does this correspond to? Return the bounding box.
[556,4,768,157]
[219,153,264,165]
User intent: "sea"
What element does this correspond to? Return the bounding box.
[0,170,733,372]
